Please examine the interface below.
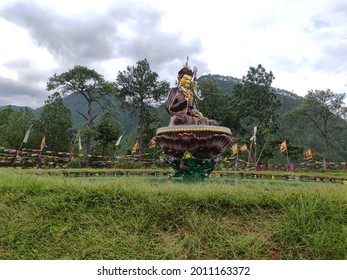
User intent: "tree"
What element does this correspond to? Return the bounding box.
[285,89,347,161]
[142,107,161,150]
[0,106,37,149]
[93,113,123,156]
[198,80,230,125]
[46,65,117,153]
[116,59,169,152]
[38,92,73,152]
[228,64,282,163]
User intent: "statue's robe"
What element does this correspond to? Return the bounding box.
[165,87,218,126]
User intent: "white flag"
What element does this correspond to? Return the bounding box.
[115,132,125,147]
[250,126,257,144]
[23,124,33,143]
[78,133,83,150]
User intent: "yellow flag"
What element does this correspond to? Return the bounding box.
[131,142,138,154]
[241,144,248,152]
[305,149,313,160]
[40,135,46,151]
[231,143,238,155]
[149,138,156,148]
[280,140,287,153]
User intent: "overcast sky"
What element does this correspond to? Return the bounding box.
[0,0,346,108]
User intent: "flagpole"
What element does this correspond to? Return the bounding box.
[286,146,290,172]
[13,124,33,167]
[13,142,24,168]
[281,140,290,172]
[37,129,46,169]
[256,132,270,166]
[248,127,257,170]
[70,130,79,158]
[247,140,254,169]
[253,127,257,170]
[113,140,120,162]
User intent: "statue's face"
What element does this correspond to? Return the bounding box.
[179,74,192,89]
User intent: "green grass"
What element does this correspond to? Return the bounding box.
[0,168,347,260]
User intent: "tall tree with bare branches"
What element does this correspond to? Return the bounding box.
[46,65,117,153]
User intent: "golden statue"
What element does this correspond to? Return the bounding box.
[165,58,218,126]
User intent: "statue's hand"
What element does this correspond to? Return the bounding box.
[191,109,203,118]
[187,91,194,101]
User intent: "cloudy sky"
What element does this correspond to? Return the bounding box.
[0,0,346,108]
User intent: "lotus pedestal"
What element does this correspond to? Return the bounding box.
[154,125,235,179]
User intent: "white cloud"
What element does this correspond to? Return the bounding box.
[0,0,346,108]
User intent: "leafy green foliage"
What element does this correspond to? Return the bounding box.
[37,92,73,152]
[0,106,38,148]
[46,65,118,153]
[198,74,241,93]
[116,59,170,152]
[220,65,282,163]
[170,157,218,180]
[230,64,281,135]
[65,158,83,169]
[93,113,123,155]
[2,65,347,162]
[198,80,230,125]
[286,89,347,161]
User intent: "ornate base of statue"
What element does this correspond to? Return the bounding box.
[155,125,235,180]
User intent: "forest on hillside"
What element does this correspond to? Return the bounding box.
[1,60,347,166]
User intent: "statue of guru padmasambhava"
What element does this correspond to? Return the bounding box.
[165,58,218,126]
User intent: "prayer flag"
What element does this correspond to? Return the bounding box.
[149,137,156,148]
[305,149,313,160]
[78,134,83,150]
[231,143,238,155]
[250,127,257,143]
[241,144,248,152]
[23,124,33,144]
[131,141,138,154]
[280,140,287,153]
[40,135,46,151]
[115,132,125,147]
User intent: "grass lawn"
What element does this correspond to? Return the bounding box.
[1,168,347,260]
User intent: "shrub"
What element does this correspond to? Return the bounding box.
[65,158,82,169]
